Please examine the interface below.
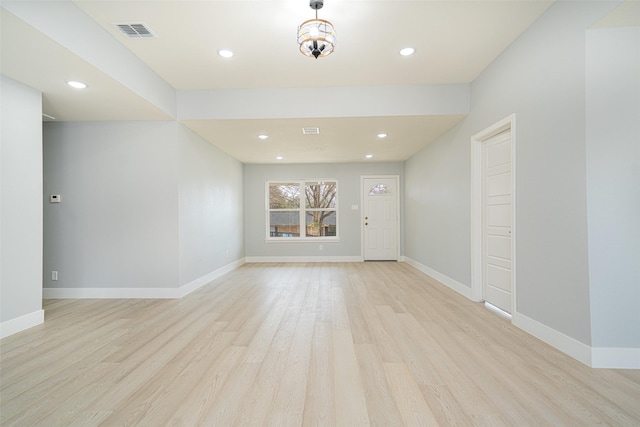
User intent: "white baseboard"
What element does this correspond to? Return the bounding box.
[43,286,180,299]
[179,258,246,297]
[513,313,640,369]
[43,259,246,300]
[591,347,640,369]
[245,256,363,263]
[513,312,592,366]
[404,257,473,300]
[403,257,639,369]
[1,309,45,339]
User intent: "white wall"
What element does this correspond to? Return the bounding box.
[43,121,180,293]
[244,162,403,259]
[0,77,44,337]
[586,27,640,350]
[178,125,244,286]
[405,1,620,351]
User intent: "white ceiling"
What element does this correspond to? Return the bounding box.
[183,115,467,164]
[1,0,555,164]
[74,0,552,90]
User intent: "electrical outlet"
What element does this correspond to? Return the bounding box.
[319,244,324,251]
[225,250,229,257]
[51,270,58,281]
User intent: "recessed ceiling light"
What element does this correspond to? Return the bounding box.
[67,80,87,89]
[276,156,284,160]
[377,133,387,138]
[365,154,373,159]
[399,47,415,56]
[218,49,234,58]
[258,134,269,140]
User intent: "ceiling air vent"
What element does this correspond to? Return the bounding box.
[115,23,157,39]
[302,127,320,135]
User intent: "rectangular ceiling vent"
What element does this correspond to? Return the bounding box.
[302,127,320,135]
[114,23,157,39]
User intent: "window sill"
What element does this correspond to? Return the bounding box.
[265,238,341,243]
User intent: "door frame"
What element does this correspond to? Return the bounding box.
[471,114,517,313]
[361,175,400,261]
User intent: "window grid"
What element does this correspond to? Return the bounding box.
[267,180,338,240]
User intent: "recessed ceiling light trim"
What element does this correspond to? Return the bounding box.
[114,22,157,39]
[258,134,269,140]
[365,154,373,159]
[377,133,387,138]
[400,47,415,56]
[218,49,234,58]
[302,127,320,135]
[67,81,87,89]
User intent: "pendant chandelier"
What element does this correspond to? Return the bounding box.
[297,0,336,59]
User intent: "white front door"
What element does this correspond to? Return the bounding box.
[482,130,513,313]
[363,176,399,261]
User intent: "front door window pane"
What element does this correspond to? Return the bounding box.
[368,183,392,196]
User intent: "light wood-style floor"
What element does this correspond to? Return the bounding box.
[1,262,639,426]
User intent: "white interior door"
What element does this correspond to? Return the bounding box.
[482,131,513,313]
[363,177,398,261]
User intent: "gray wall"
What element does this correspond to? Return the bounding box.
[178,125,244,285]
[244,162,403,258]
[0,77,43,325]
[43,121,180,289]
[586,27,640,348]
[405,120,471,286]
[405,1,620,346]
[43,121,245,292]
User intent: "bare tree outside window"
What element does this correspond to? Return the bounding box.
[269,183,300,209]
[305,182,337,237]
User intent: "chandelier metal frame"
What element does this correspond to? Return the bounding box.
[297,1,336,59]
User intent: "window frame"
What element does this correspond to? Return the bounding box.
[265,179,339,242]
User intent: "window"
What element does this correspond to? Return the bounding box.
[368,183,392,195]
[267,180,338,240]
